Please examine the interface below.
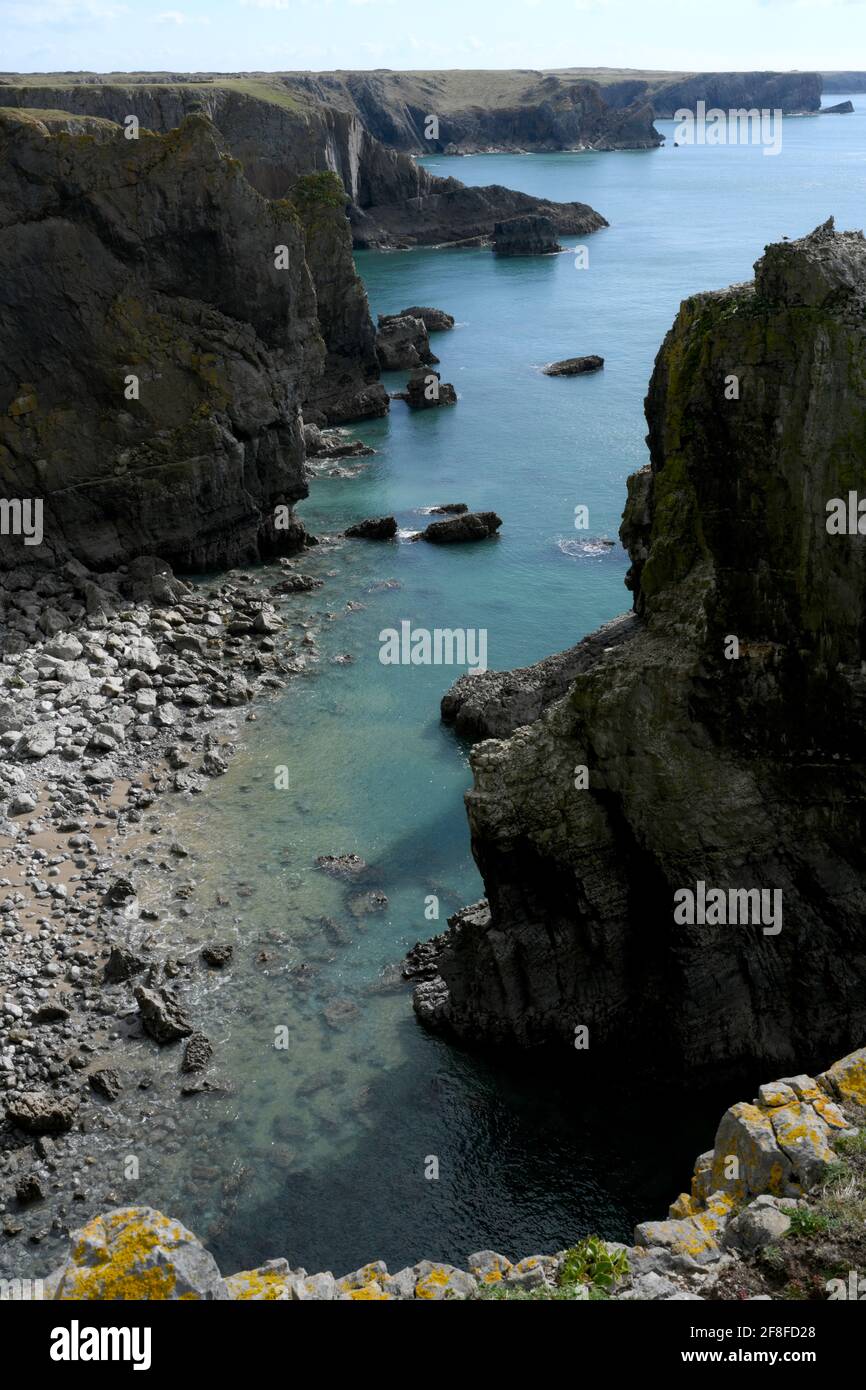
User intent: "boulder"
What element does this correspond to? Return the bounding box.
[5,1090,79,1135]
[102,945,146,985]
[50,1207,228,1300]
[134,986,194,1044]
[181,1033,214,1074]
[344,516,398,540]
[89,1068,123,1101]
[724,1196,794,1253]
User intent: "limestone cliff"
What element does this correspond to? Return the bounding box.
[420,221,866,1086]
[0,110,342,571]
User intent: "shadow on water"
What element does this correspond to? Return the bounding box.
[205,1032,737,1275]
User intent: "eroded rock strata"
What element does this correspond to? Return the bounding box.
[422,221,866,1084]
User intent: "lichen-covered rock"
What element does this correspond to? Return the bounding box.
[225,1259,294,1300]
[724,1196,794,1253]
[768,1101,835,1187]
[710,1102,795,1201]
[467,1249,513,1285]
[413,1260,477,1300]
[818,1046,866,1107]
[51,1208,228,1300]
[420,221,866,1082]
[634,1191,734,1265]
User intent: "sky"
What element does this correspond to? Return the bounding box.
[1,0,865,76]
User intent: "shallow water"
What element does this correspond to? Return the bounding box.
[36,99,866,1277]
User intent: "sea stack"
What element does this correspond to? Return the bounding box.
[416,220,866,1086]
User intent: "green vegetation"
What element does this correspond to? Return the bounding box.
[289,171,346,214]
[557,1235,629,1292]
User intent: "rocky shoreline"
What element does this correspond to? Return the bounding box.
[0,537,348,1268]
[19,1044,864,1299]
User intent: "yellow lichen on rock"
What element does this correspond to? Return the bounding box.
[52,1206,228,1300]
[819,1047,866,1107]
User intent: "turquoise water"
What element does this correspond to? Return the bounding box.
[112,99,866,1276]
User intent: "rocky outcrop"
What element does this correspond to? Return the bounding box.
[29,1045,865,1299]
[396,369,458,410]
[398,306,455,333]
[344,516,398,541]
[419,511,502,544]
[493,214,563,256]
[351,180,606,250]
[822,100,855,115]
[375,314,437,370]
[416,220,866,1085]
[0,109,328,572]
[289,173,386,426]
[543,355,604,376]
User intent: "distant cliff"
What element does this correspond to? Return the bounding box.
[822,73,866,93]
[0,110,351,571]
[420,220,866,1086]
[281,68,661,154]
[0,79,609,248]
[561,68,823,117]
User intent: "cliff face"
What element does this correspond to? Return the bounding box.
[289,69,661,154]
[0,110,327,571]
[419,221,866,1086]
[0,81,609,249]
[644,70,822,117]
[575,69,823,117]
